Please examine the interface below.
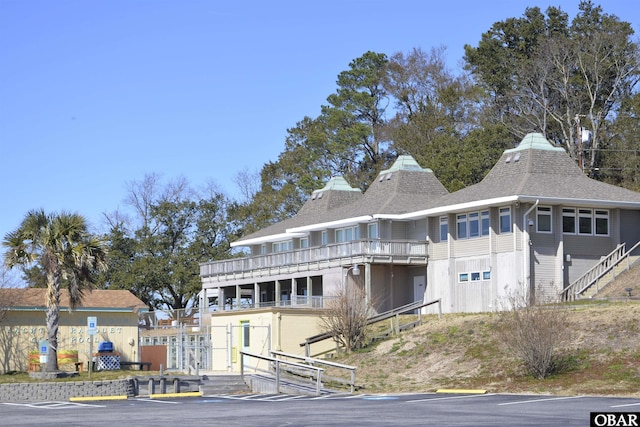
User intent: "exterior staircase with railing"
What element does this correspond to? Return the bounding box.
[559,241,640,302]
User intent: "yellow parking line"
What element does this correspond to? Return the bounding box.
[149,391,203,399]
[70,395,128,402]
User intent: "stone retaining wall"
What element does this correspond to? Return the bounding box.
[0,379,135,402]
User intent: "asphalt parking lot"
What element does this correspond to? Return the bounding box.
[2,392,638,426]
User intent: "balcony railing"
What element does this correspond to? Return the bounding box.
[200,239,428,278]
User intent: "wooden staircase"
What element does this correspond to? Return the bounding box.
[582,255,640,298]
[559,241,640,302]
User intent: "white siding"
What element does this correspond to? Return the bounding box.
[430,242,449,260]
[495,233,513,253]
[451,237,489,258]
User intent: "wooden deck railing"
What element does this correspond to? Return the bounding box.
[200,239,428,278]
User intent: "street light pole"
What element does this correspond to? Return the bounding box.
[343,264,360,287]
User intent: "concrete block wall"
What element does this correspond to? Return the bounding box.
[0,379,134,402]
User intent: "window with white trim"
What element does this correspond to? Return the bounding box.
[578,209,593,235]
[273,241,293,252]
[536,206,552,233]
[471,272,481,282]
[321,231,328,245]
[439,216,448,242]
[562,208,576,234]
[499,207,512,233]
[595,210,609,235]
[457,210,490,239]
[562,207,608,236]
[469,212,480,238]
[458,273,469,283]
[481,211,490,236]
[368,223,378,239]
[336,226,360,243]
[300,238,309,248]
[457,214,467,239]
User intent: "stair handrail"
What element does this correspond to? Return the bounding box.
[300,298,442,355]
[560,243,627,301]
[239,350,325,396]
[271,350,357,393]
[588,240,640,298]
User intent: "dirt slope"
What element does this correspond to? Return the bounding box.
[333,266,640,397]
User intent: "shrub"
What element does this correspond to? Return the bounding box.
[319,284,372,352]
[497,291,570,379]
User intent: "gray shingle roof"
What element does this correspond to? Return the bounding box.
[234,177,363,243]
[439,133,640,206]
[233,134,640,246]
[234,156,447,244]
[290,156,449,225]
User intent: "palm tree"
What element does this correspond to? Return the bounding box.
[2,209,108,371]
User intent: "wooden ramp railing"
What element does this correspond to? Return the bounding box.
[300,299,441,357]
[559,241,640,302]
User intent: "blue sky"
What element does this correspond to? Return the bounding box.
[1,0,638,241]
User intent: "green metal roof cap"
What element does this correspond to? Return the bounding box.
[313,176,361,193]
[505,132,565,153]
[380,155,432,175]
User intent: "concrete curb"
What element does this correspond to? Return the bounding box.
[69,395,129,402]
[436,389,487,394]
[149,391,203,399]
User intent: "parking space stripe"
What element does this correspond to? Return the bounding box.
[134,398,181,404]
[498,396,584,406]
[406,393,495,403]
[610,402,640,408]
[2,401,106,409]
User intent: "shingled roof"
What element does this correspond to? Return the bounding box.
[231,134,640,245]
[233,156,448,243]
[232,177,363,245]
[0,288,148,314]
[301,155,449,225]
[433,133,640,209]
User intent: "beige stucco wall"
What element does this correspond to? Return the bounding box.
[0,310,140,373]
[208,308,335,372]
